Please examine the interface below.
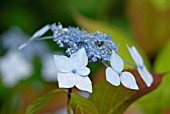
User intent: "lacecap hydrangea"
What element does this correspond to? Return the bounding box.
[19,23,153,93]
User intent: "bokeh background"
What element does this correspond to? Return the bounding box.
[0,0,170,114]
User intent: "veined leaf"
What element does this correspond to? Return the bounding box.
[26,89,65,114]
[70,94,99,114]
[89,69,164,114]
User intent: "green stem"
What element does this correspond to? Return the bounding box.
[67,88,72,114]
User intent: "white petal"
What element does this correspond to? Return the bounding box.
[120,72,139,90]
[110,50,124,73]
[32,24,50,38]
[106,67,120,86]
[137,66,153,87]
[77,67,90,76]
[54,55,72,73]
[70,48,88,69]
[75,75,92,93]
[127,45,143,66]
[57,72,76,88]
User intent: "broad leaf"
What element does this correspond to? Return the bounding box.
[26,88,65,114]
[70,94,99,114]
[89,69,164,114]
[74,13,150,68]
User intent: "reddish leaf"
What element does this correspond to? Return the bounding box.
[89,68,164,114]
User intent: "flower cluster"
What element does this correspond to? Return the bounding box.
[19,23,154,93]
[52,23,118,62]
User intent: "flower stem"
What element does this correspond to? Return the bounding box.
[123,60,137,68]
[67,88,72,114]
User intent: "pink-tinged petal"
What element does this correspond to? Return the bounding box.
[127,45,143,66]
[120,72,139,90]
[137,66,153,87]
[106,67,120,86]
[75,75,92,93]
[110,50,124,73]
[57,72,76,88]
[70,48,88,69]
[77,67,90,76]
[54,55,72,73]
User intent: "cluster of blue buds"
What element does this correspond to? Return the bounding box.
[51,23,118,62]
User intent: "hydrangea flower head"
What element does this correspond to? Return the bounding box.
[18,23,154,93]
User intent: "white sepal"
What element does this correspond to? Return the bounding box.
[106,67,120,86]
[75,74,92,93]
[127,45,143,66]
[57,72,76,88]
[137,66,153,87]
[77,67,90,76]
[110,50,124,73]
[54,55,72,73]
[120,72,139,90]
[70,48,88,69]
[32,25,50,38]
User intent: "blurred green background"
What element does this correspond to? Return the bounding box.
[0,0,170,114]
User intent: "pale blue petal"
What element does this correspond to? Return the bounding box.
[127,45,143,66]
[137,66,153,87]
[120,72,139,90]
[77,67,90,76]
[106,67,120,86]
[75,74,92,93]
[54,55,72,73]
[57,72,76,88]
[32,24,50,38]
[110,50,124,73]
[70,48,88,69]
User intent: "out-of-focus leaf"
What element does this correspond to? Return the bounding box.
[70,94,99,114]
[71,0,115,19]
[154,40,170,73]
[89,69,164,114]
[26,88,65,114]
[74,14,150,68]
[150,0,170,11]
[132,40,170,114]
[127,0,170,57]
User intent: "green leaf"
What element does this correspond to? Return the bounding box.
[70,94,99,114]
[154,40,170,73]
[26,89,65,114]
[89,69,164,114]
[150,0,170,11]
[74,14,150,68]
[71,0,115,19]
